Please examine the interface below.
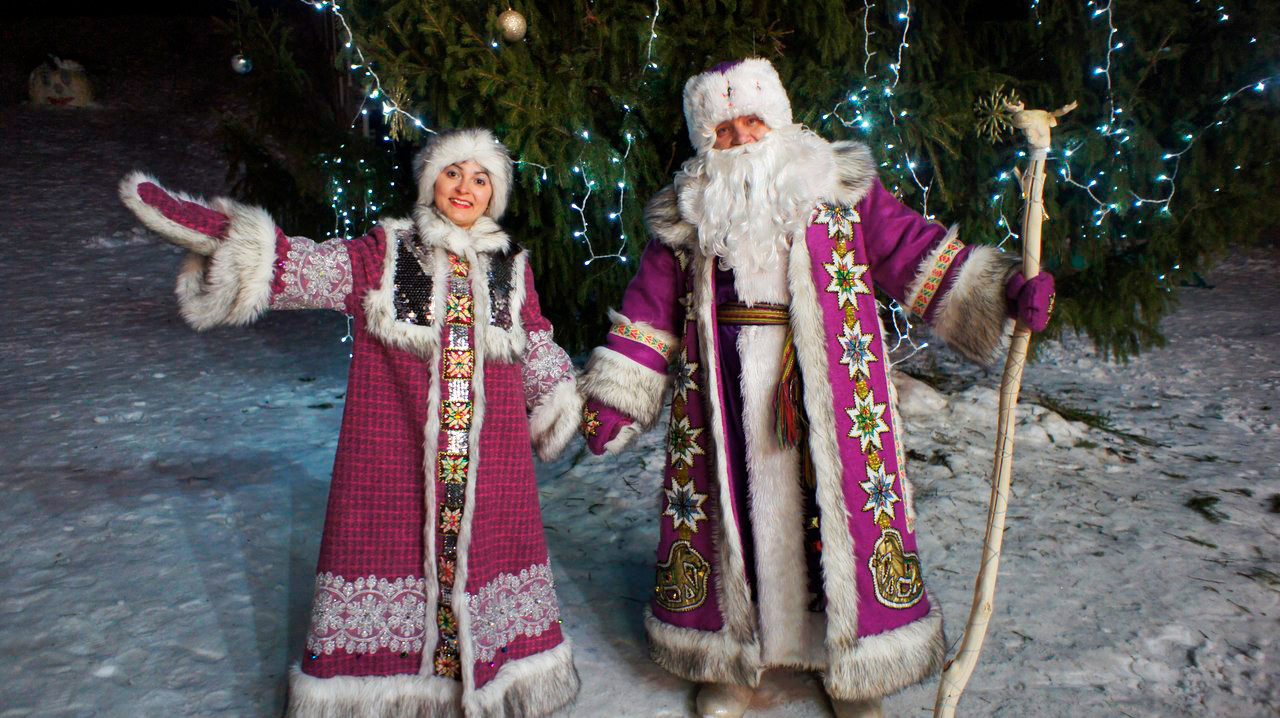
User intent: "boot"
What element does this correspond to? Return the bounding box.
[830,697,884,718]
[695,682,756,718]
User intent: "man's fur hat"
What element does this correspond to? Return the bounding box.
[682,58,794,154]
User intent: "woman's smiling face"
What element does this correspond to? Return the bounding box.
[433,160,493,228]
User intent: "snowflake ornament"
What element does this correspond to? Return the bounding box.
[667,415,706,469]
[860,463,901,524]
[846,392,890,453]
[837,319,878,379]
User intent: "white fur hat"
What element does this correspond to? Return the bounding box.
[414,128,514,219]
[682,58,794,154]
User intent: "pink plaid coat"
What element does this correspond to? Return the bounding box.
[120,173,582,717]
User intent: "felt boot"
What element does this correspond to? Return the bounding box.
[830,697,885,718]
[696,682,756,718]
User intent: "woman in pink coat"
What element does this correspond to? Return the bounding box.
[119,129,581,717]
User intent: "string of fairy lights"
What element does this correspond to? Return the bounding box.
[284,0,1266,350]
[300,0,653,269]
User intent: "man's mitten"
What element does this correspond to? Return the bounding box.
[118,172,230,255]
[581,399,638,455]
[1005,271,1055,332]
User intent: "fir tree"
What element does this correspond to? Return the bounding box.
[220,0,1279,357]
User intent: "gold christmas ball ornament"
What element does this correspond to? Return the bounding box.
[498,8,527,42]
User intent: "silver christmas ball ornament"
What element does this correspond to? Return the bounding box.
[498,8,527,42]
[230,54,254,75]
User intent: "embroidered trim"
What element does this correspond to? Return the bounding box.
[610,323,676,361]
[306,573,428,656]
[272,237,353,311]
[818,210,925,609]
[433,252,476,680]
[466,563,561,663]
[909,236,965,318]
[522,329,574,410]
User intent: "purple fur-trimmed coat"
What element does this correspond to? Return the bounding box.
[119,173,583,718]
[580,140,1016,701]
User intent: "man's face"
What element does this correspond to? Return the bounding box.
[712,114,771,150]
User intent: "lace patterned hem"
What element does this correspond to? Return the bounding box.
[306,572,429,656]
[467,563,560,663]
[271,237,353,311]
[522,329,574,410]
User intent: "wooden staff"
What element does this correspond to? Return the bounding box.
[932,99,1076,718]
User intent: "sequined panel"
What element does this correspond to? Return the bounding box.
[433,252,475,680]
[445,430,469,454]
[488,249,516,328]
[393,235,433,326]
[449,325,471,350]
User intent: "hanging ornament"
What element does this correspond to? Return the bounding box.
[498,8,527,42]
[230,54,254,75]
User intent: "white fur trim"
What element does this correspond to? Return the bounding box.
[286,664,462,717]
[416,285,447,669]
[528,379,583,462]
[579,346,670,428]
[644,608,761,688]
[602,423,642,454]
[736,324,827,669]
[683,58,794,154]
[173,197,278,330]
[824,604,945,701]
[689,252,759,646]
[464,640,580,718]
[362,217,444,359]
[413,205,512,256]
[118,171,221,255]
[784,235,865,659]
[928,244,1017,365]
[414,128,514,220]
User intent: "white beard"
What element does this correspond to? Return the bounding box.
[676,125,837,277]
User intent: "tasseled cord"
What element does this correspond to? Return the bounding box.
[773,328,807,449]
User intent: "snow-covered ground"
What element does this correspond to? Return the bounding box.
[1,23,1276,717]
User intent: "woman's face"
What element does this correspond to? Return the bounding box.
[433,160,493,228]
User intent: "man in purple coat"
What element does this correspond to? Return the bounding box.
[578,59,1053,717]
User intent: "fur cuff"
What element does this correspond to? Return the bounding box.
[824,605,945,701]
[579,347,670,428]
[528,380,583,462]
[286,664,462,717]
[174,198,279,330]
[645,609,762,688]
[465,641,580,718]
[928,244,1017,364]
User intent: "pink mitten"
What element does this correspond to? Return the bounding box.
[581,399,635,455]
[1005,271,1055,332]
[118,172,229,255]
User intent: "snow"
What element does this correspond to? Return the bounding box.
[1,28,1277,717]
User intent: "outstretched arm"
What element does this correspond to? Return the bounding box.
[856,178,1053,364]
[119,172,361,329]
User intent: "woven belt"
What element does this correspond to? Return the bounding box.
[716,302,806,449]
[716,301,789,325]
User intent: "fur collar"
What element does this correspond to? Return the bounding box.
[646,139,879,250]
[412,204,511,256]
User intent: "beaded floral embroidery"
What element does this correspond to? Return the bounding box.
[466,563,561,663]
[306,573,428,656]
[272,237,354,312]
